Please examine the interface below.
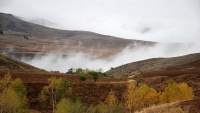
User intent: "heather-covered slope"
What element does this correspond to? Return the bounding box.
[106,53,200,76]
[0,54,43,72]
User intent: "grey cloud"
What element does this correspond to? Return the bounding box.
[0,0,200,43]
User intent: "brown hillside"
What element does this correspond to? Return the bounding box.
[0,54,44,72]
[106,53,200,76]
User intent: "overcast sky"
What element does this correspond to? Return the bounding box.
[0,0,200,43]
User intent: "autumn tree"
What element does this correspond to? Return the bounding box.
[160,81,194,103]
[124,83,160,112]
[104,90,125,113]
[40,77,72,113]
[0,73,28,113]
[178,83,194,100]
[136,84,160,108]
[124,83,136,113]
[0,73,11,113]
[105,90,118,106]
[10,78,27,102]
[3,88,22,112]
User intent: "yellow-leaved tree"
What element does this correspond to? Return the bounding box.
[124,83,137,113]
[0,73,28,113]
[105,90,118,106]
[160,81,194,103]
[3,88,22,112]
[124,83,160,112]
[137,84,160,108]
[178,83,194,100]
[40,77,72,113]
[0,73,12,113]
[104,90,125,113]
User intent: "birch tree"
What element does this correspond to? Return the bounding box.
[40,77,72,113]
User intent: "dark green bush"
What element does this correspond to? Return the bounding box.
[89,71,99,82]
[79,75,86,82]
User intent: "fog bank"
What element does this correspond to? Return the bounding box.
[21,43,200,72]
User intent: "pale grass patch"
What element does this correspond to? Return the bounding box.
[135,102,188,113]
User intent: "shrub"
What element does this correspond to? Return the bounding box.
[55,98,85,113]
[79,75,86,82]
[89,71,99,82]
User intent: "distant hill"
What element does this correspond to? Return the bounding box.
[0,12,155,58]
[0,54,44,72]
[106,53,200,76]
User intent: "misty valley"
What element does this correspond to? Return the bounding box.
[0,1,200,112]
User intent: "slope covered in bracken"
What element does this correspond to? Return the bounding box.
[0,54,43,72]
[106,53,200,76]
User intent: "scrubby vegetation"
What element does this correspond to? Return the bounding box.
[67,68,109,82]
[55,89,125,113]
[39,77,194,113]
[0,73,194,113]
